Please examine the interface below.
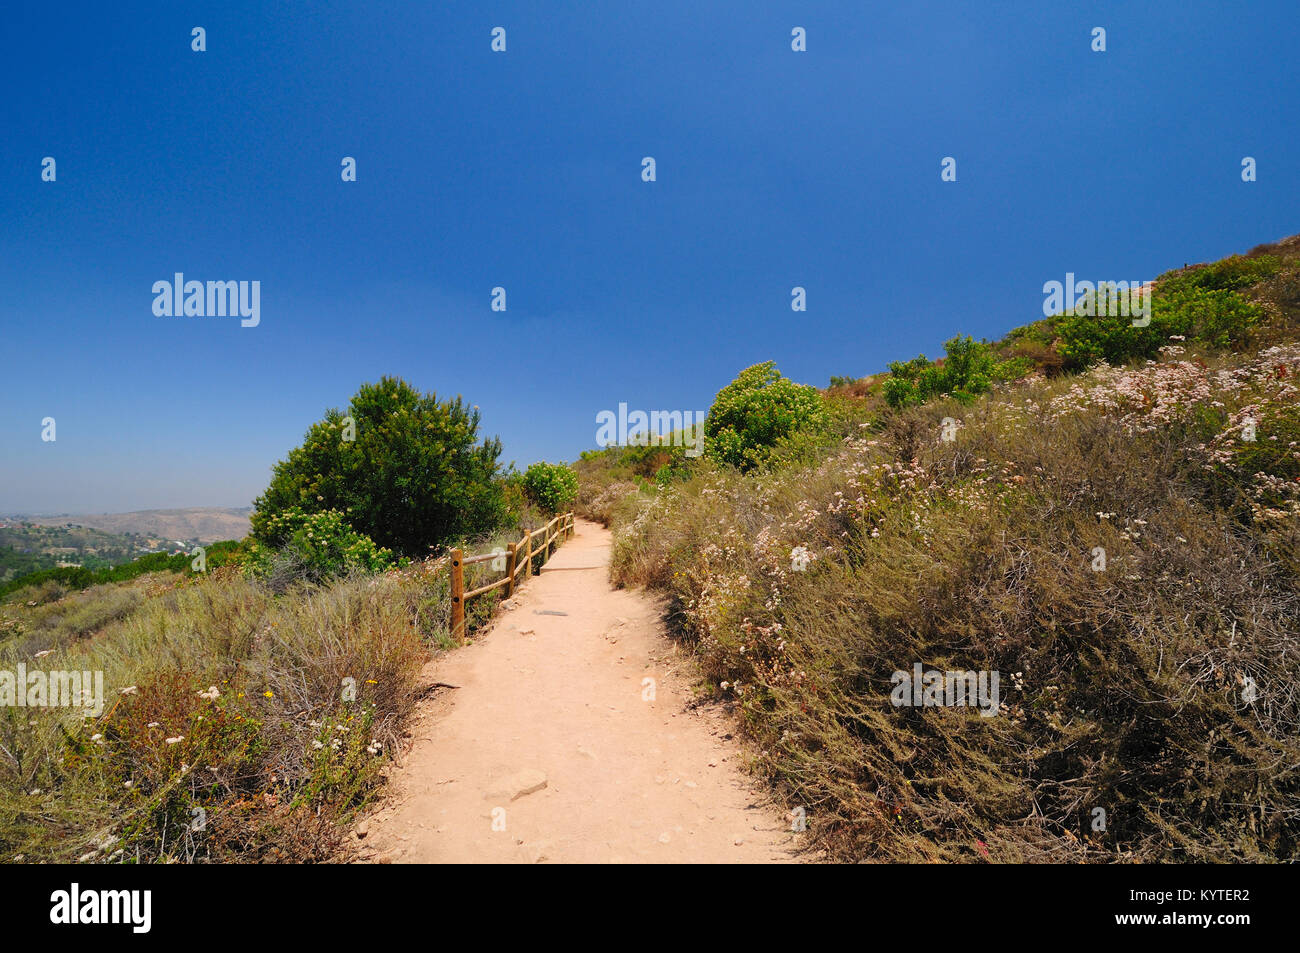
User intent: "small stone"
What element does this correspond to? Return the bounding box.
[488,768,548,801]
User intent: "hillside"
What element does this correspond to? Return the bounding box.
[0,524,147,584]
[22,507,252,544]
[584,233,1300,862]
[3,233,1296,867]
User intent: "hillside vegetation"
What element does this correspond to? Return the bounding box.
[4,237,1295,864]
[0,524,156,585]
[592,235,1300,862]
[1,379,578,863]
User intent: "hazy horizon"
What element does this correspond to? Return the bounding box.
[1,505,252,518]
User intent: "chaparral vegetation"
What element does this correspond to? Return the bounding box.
[4,235,1297,863]
[0,378,573,863]
[588,235,1300,862]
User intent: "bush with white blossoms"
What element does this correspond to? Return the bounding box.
[244,507,407,582]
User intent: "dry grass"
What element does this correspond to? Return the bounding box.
[609,341,1300,862]
[0,514,571,863]
[0,560,463,863]
[577,480,642,526]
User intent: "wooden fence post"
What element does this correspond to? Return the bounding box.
[450,548,465,644]
[505,541,517,597]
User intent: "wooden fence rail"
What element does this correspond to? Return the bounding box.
[449,512,575,643]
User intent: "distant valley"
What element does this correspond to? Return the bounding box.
[0,508,251,585]
[14,507,251,543]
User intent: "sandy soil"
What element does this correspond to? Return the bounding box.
[356,518,799,863]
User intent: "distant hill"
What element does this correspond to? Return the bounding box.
[23,507,251,543]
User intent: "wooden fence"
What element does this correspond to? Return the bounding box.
[449,512,576,643]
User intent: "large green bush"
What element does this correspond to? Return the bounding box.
[245,508,405,583]
[705,361,828,470]
[251,377,507,557]
[522,462,579,514]
[1055,308,1172,370]
[1160,254,1281,294]
[1055,259,1277,370]
[882,335,1000,409]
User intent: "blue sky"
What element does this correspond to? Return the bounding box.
[3,1,1297,513]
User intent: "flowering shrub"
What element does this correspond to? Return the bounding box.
[705,361,828,470]
[522,461,579,514]
[0,557,445,862]
[245,507,406,583]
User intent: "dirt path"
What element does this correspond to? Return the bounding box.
[358,518,798,863]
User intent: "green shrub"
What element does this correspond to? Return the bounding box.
[245,508,405,584]
[1159,254,1281,295]
[705,361,828,470]
[1055,309,1172,370]
[522,462,579,514]
[1055,263,1274,370]
[883,336,996,408]
[1160,286,1262,350]
[1055,288,1263,369]
[654,463,696,487]
[251,377,507,557]
[992,355,1035,381]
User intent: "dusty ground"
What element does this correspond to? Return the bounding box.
[357,518,799,863]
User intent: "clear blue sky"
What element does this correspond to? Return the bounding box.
[3,1,1297,513]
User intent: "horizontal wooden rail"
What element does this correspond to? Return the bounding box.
[449,512,576,644]
[465,575,511,599]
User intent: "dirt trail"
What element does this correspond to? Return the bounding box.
[359,518,798,863]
